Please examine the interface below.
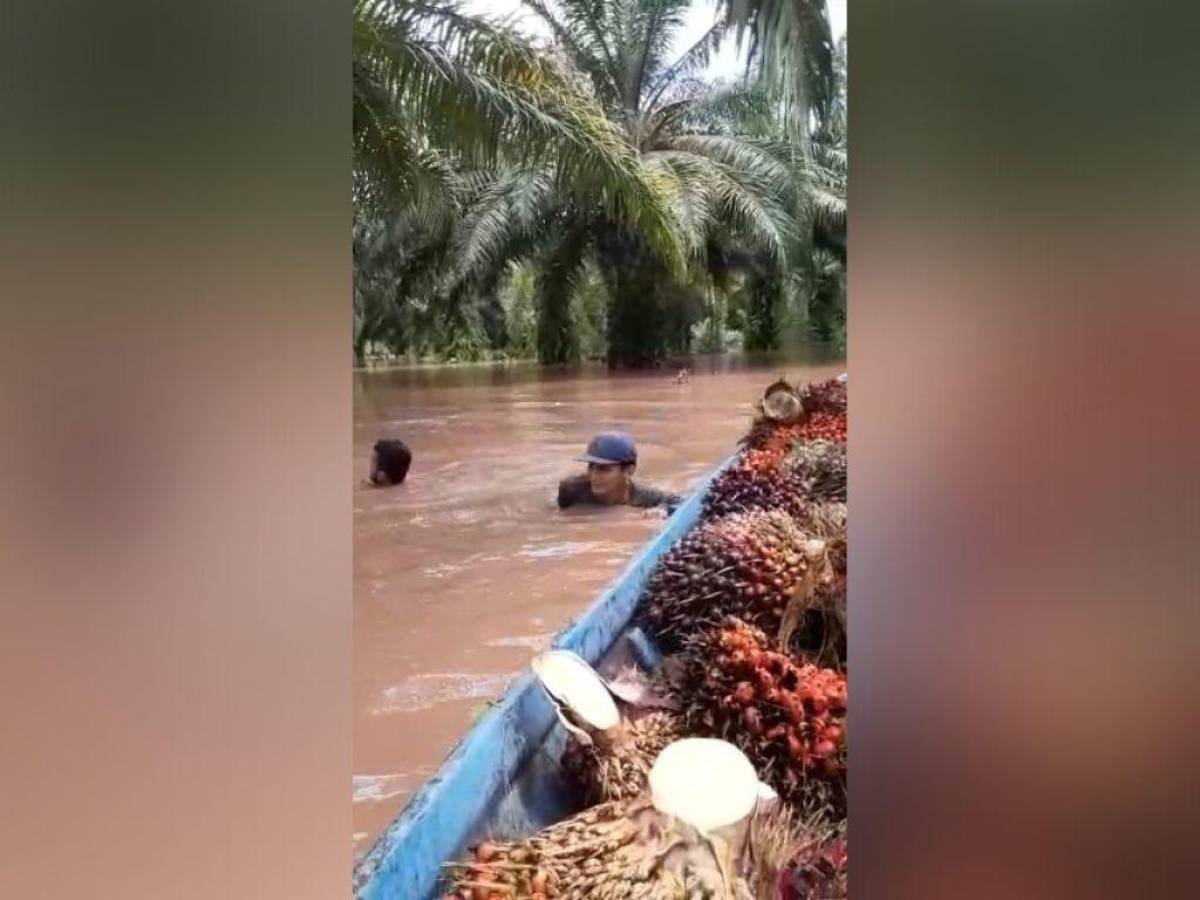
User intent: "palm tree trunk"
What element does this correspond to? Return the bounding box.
[537,289,574,364]
[744,268,783,351]
[536,227,587,365]
[600,234,668,369]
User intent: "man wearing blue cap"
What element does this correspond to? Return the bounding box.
[557,432,682,512]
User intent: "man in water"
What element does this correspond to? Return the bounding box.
[368,438,412,486]
[557,432,682,512]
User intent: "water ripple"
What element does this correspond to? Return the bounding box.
[352,773,417,805]
[485,633,554,651]
[371,672,514,716]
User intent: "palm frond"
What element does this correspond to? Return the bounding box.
[449,165,558,285]
[532,0,622,91]
[642,154,715,259]
[624,0,694,111]
[519,0,623,103]
[651,133,797,202]
[639,83,775,144]
[644,149,797,263]
[642,11,731,112]
[723,0,835,144]
[356,0,651,205]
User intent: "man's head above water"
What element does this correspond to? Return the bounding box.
[370,439,412,486]
[558,431,680,512]
[576,431,638,503]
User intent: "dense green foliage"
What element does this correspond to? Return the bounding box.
[353,0,846,366]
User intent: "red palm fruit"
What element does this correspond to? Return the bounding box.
[787,732,805,760]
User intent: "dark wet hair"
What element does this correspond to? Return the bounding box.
[372,439,412,485]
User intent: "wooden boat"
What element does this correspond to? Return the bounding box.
[353,455,736,900]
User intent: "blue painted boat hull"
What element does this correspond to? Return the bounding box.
[353,455,734,900]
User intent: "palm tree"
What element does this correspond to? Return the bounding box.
[684,26,843,352]
[440,0,808,366]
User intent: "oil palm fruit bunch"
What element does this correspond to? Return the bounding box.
[741,418,787,456]
[743,413,848,462]
[782,580,847,672]
[775,538,842,670]
[824,540,846,579]
[797,504,846,575]
[748,806,848,900]
[445,739,770,899]
[799,378,847,418]
[639,511,824,651]
[703,456,808,519]
[676,618,847,814]
[763,532,838,665]
[532,651,684,804]
[743,447,790,473]
[559,710,681,804]
[784,440,847,503]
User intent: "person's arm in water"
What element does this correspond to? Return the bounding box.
[630,483,684,513]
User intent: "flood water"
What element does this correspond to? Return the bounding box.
[352,350,844,856]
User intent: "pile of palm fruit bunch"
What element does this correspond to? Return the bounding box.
[442,376,849,899]
[641,377,848,658]
[640,376,849,856]
[637,507,828,652]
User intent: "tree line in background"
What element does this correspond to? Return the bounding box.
[353,0,846,367]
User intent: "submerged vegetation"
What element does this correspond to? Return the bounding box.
[352,0,846,367]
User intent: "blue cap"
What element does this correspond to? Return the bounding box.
[575,431,637,465]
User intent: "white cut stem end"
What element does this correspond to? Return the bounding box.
[649,738,759,834]
[532,650,620,732]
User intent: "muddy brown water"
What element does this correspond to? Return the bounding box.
[352,351,844,857]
